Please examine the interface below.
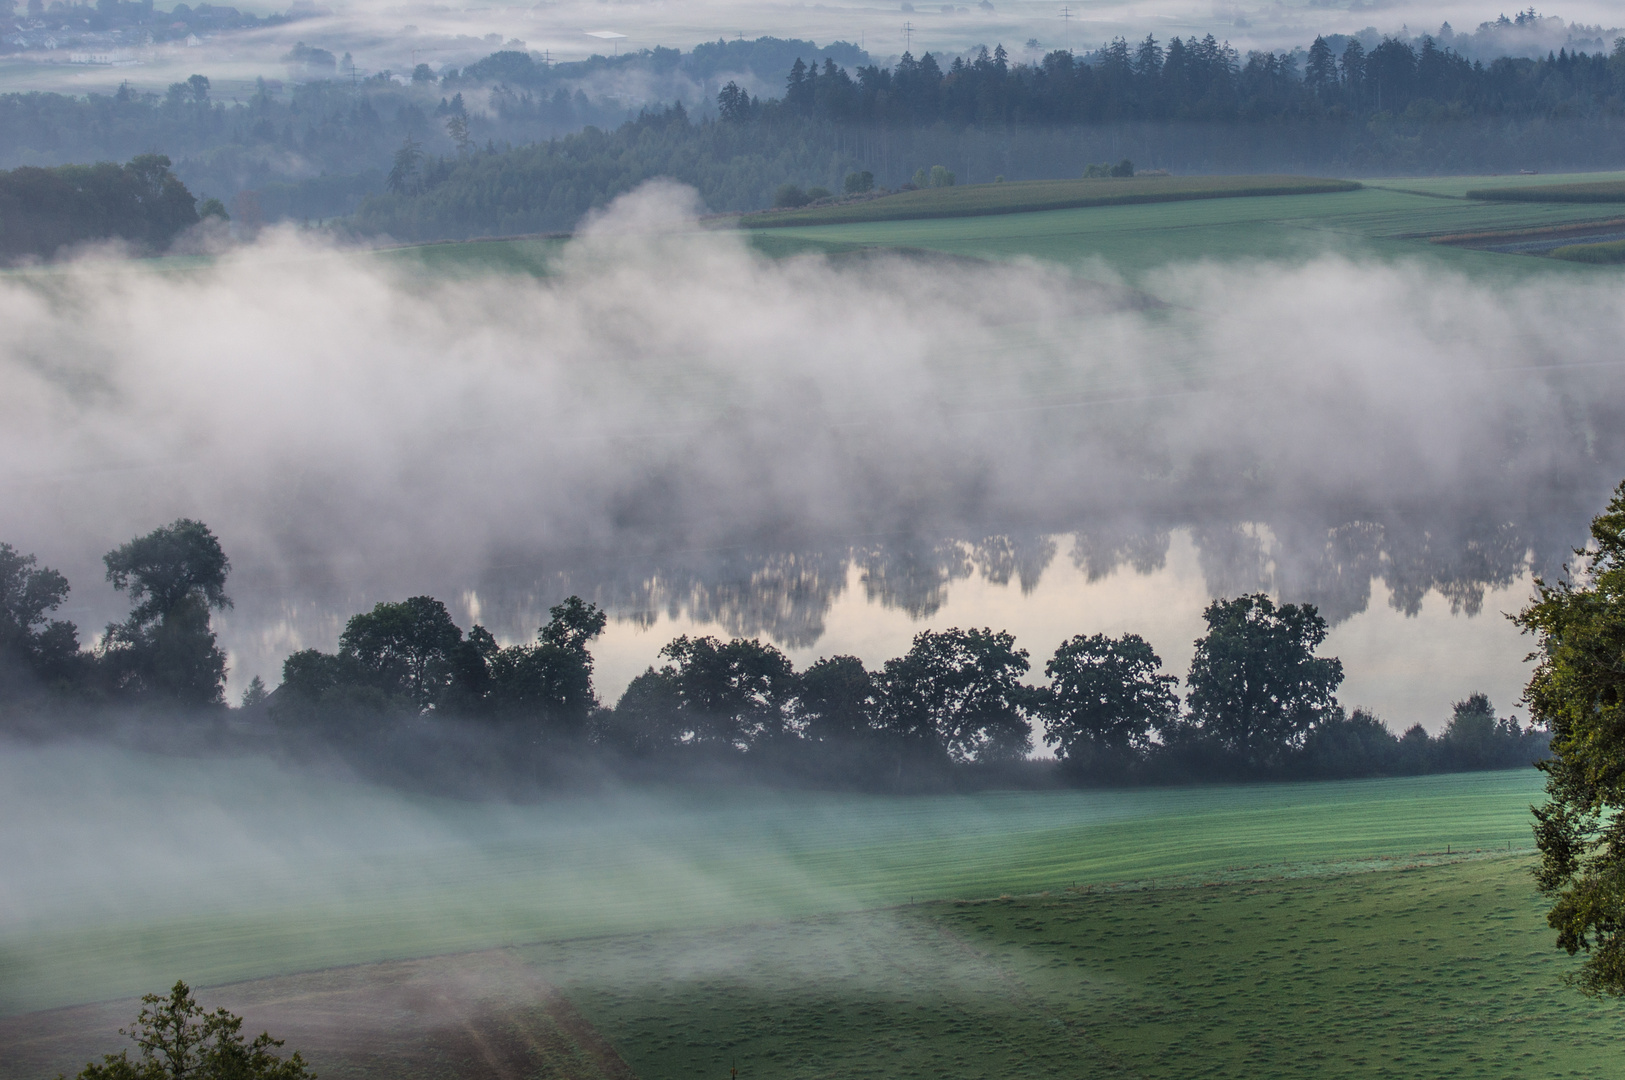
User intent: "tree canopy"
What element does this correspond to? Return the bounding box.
[1520,479,1625,995]
[1185,593,1344,763]
[0,515,1547,789]
[0,154,199,260]
[101,519,233,705]
[878,627,1034,763]
[1040,632,1179,763]
[0,542,81,693]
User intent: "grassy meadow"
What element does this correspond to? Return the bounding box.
[0,749,1545,1017]
[4,752,1607,1079]
[539,854,1620,1080]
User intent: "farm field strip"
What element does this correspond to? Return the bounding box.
[741,175,1361,229]
[1365,171,1625,198]
[1468,178,1625,203]
[740,185,1625,279]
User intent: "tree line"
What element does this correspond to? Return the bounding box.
[1,520,1546,788]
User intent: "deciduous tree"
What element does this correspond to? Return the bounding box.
[879,627,1033,763]
[102,520,231,705]
[1040,632,1177,762]
[0,542,81,693]
[1520,479,1625,995]
[796,654,879,742]
[337,595,463,710]
[1185,593,1342,762]
[485,596,608,734]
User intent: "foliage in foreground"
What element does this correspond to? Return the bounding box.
[63,980,312,1080]
[1522,478,1625,995]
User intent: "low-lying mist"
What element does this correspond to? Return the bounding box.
[1,181,1620,684]
[0,739,1152,1016]
[0,739,1538,1019]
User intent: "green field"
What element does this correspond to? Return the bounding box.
[0,748,1548,1017]
[740,179,1625,282]
[5,746,1612,1079]
[741,175,1361,228]
[340,169,1625,283]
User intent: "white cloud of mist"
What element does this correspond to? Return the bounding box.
[0,181,1620,689]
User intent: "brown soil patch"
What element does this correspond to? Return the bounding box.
[0,950,635,1080]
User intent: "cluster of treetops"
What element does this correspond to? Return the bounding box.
[0,518,1547,785]
[0,150,223,260]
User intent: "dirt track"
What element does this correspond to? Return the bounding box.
[0,950,636,1080]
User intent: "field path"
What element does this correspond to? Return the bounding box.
[0,949,638,1080]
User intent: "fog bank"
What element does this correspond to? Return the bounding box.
[0,182,1619,699]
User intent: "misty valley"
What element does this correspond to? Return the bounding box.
[9,0,1625,1074]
